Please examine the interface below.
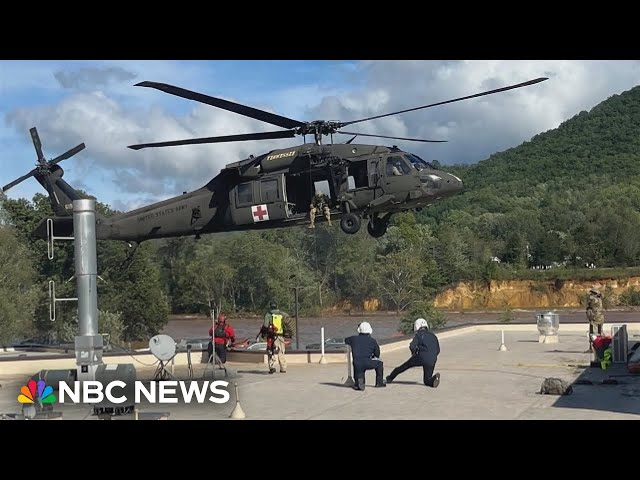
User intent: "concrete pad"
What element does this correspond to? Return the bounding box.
[1,326,638,420]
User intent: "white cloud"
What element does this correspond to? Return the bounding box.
[312,60,640,164]
[4,88,300,203]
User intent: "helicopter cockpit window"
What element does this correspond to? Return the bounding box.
[237,182,253,204]
[420,174,442,190]
[386,156,411,176]
[405,153,435,171]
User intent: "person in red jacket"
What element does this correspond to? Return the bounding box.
[207,313,235,365]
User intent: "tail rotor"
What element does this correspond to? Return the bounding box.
[1,127,86,194]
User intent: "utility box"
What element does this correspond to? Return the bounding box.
[611,324,628,364]
[536,311,560,344]
[92,363,137,416]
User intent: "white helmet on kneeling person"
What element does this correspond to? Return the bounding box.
[357,321,373,334]
[414,318,429,332]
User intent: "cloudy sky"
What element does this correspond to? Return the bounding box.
[2,60,640,212]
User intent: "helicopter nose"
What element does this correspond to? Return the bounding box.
[448,173,463,192]
[442,173,463,195]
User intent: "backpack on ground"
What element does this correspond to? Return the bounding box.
[539,377,573,395]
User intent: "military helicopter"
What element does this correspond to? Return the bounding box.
[2,76,547,244]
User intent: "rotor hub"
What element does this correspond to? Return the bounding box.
[296,121,342,137]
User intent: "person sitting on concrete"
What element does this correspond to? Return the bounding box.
[345,321,386,390]
[386,318,441,388]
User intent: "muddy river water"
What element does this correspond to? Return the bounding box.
[161,309,640,349]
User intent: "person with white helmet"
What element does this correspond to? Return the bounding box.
[344,321,386,390]
[385,318,441,388]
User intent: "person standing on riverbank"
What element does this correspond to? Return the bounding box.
[586,288,605,352]
[260,301,295,374]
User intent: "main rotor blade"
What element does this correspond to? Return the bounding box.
[135,81,307,130]
[127,129,297,150]
[341,77,549,127]
[30,127,45,163]
[2,168,37,192]
[338,131,447,143]
[50,143,86,165]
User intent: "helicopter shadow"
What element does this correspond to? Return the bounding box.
[544,350,587,354]
[236,369,273,376]
[385,380,423,386]
[319,382,359,389]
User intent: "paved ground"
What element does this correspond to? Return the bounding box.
[1,327,639,420]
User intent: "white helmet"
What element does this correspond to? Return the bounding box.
[357,321,373,335]
[414,318,429,331]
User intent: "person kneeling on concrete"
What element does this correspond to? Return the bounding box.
[386,318,441,388]
[345,321,386,390]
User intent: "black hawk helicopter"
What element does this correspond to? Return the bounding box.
[2,76,547,244]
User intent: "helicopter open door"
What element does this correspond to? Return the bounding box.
[230,174,289,226]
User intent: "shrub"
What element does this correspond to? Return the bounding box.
[398,301,446,335]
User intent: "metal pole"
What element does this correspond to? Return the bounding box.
[319,326,328,364]
[75,199,98,336]
[294,286,299,350]
[73,199,103,381]
[344,345,354,386]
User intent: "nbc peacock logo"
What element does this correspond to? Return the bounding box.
[18,380,57,404]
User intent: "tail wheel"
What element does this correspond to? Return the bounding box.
[340,213,361,234]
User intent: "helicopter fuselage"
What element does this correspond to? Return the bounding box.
[89,142,463,242]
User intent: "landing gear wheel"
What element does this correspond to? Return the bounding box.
[340,213,362,234]
[367,221,387,238]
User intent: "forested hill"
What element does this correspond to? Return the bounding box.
[421,83,640,269]
[459,84,640,190]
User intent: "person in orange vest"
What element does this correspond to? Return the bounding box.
[208,313,235,365]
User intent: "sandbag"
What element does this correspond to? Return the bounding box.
[539,377,573,395]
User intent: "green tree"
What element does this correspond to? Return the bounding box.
[0,226,39,344]
[398,301,446,334]
[375,250,425,312]
[100,242,170,341]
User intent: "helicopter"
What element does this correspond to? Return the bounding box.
[2,76,548,245]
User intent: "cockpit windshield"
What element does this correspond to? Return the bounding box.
[404,153,435,171]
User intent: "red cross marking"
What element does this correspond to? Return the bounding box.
[253,205,268,220]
